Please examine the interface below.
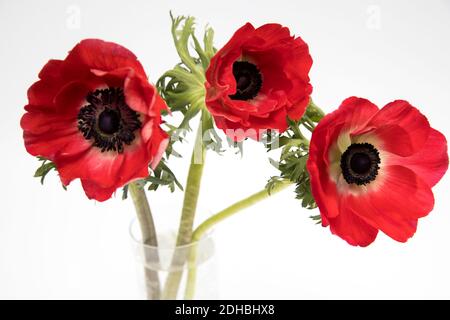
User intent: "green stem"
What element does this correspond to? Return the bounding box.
[177,121,206,245]
[302,116,316,130]
[162,116,206,299]
[129,181,160,300]
[291,122,309,144]
[301,121,314,133]
[184,180,293,299]
[308,99,326,118]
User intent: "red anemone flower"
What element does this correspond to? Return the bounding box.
[205,23,312,141]
[307,97,448,246]
[21,39,169,201]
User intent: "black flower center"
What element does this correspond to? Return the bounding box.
[98,109,120,135]
[229,61,262,101]
[340,143,381,185]
[350,153,371,174]
[77,87,141,153]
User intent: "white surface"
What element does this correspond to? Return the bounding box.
[0,0,449,299]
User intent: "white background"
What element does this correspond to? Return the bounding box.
[0,0,449,299]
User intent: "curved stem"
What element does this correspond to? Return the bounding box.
[193,180,292,242]
[291,122,309,144]
[129,181,160,300]
[184,180,293,299]
[162,116,206,299]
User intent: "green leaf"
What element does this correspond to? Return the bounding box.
[146,176,171,185]
[142,159,183,193]
[265,176,285,195]
[34,158,56,185]
[265,119,317,212]
[309,214,322,225]
[33,157,67,190]
[294,171,317,210]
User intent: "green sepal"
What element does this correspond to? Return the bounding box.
[157,13,216,133]
[157,12,232,158]
[33,157,67,190]
[305,99,325,123]
[34,158,56,185]
[309,214,322,225]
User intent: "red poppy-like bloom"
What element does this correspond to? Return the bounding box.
[205,23,312,141]
[21,39,169,201]
[307,97,448,246]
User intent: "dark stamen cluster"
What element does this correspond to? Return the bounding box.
[229,61,263,101]
[340,143,381,185]
[77,88,141,153]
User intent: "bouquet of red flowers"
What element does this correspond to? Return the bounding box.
[21,13,448,299]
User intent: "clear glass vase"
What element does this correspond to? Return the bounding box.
[129,218,218,300]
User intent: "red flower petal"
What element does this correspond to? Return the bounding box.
[21,79,104,157]
[213,108,289,141]
[307,151,340,219]
[311,97,379,150]
[22,127,86,159]
[333,97,379,133]
[346,198,418,244]
[389,129,448,187]
[26,60,66,109]
[124,73,159,116]
[205,23,255,90]
[21,108,75,136]
[144,120,169,170]
[328,205,379,247]
[80,179,118,202]
[27,80,61,108]
[63,39,147,80]
[38,59,63,80]
[57,141,148,193]
[251,24,292,48]
[345,165,434,242]
[54,79,105,115]
[360,100,431,156]
[287,94,312,120]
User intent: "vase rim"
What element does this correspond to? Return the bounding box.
[128,217,214,251]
